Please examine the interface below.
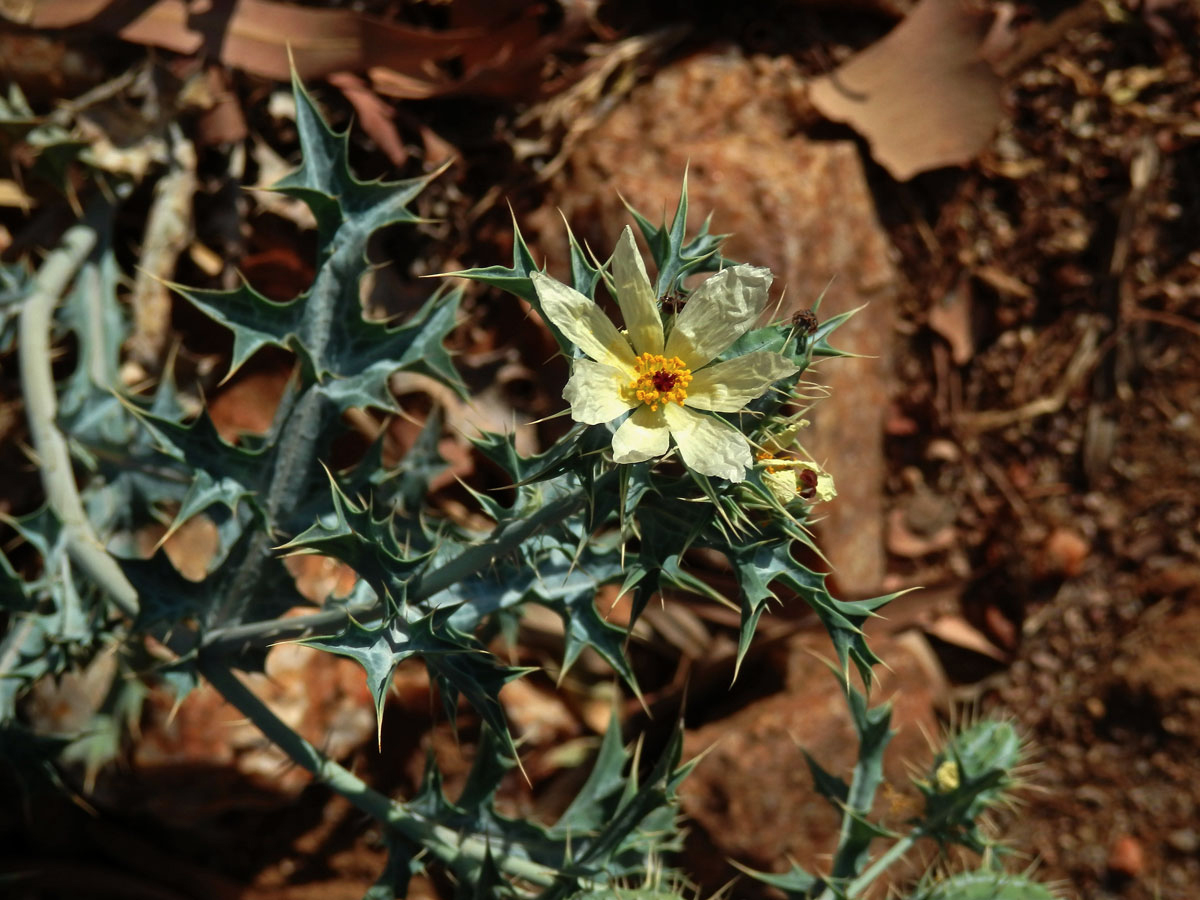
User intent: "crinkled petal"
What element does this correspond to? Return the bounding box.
[662,403,753,482]
[686,350,799,412]
[612,226,664,356]
[665,264,772,369]
[762,418,811,456]
[612,404,670,463]
[564,359,636,424]
[532,271,636,370]
[762,468,798,505]
[814,470,837,502]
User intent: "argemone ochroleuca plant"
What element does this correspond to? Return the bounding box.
[2,68,1051,900]
[532,226,798,481]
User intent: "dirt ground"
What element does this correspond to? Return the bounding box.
[2,2,1199,899]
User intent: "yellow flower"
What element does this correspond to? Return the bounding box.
[531,227,799,482]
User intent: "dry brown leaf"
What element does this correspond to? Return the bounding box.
[923,614,1007,661]
[928,277,974,365]
[974,263,1033,299]
[194,64,248,146]
[327,71,407,166]
[11,0,492,86]
[368,9,545,100]
[808,0,1004,180]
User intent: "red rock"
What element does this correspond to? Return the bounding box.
[679,631,941,882]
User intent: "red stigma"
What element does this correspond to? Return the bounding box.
[799,468,819,499]
[651,371,679,392]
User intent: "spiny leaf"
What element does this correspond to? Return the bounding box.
[177,74,457,399]
[272,69,432,251]
[302,609,526,754]
[541,584,637,689]
[169,279,308,380]
[282,473,430,608]
[725,536,894,685]
[0,615,69,721]
[446,211,540,303]
[622,174,732,298]
[345,407,446,519]
[740,860,820,898]
[804,749,850,807]
[555,707,633,833]
[3,507,93,644]
[362,832,424,900]
[470,423,588,487]
[312,284,466,411]
[56,234,136,455]
[122,541,307,633]
[133,405,270,498]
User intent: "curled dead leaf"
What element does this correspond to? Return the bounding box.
[9,0,541,98]
[924,614,1007,661]
[809,0,1004,180]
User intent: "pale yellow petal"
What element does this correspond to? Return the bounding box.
[763,418,810,455]
[662,403,752,482]
[762,468,798,505]
[564,360,636,425]
[612,226,664,356]
[815,470,837,503]
[611,404,670,463]
[665,265,772,369]
[686,350,799,412]
[532,272,636,370]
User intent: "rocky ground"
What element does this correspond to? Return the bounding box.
[2,1,1198,898]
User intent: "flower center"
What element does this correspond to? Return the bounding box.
[625,353,692,412]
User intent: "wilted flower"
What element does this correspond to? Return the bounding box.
[755,419,837,506]
[532,227,798,482]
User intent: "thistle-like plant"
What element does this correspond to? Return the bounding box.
[0,73,1051,900]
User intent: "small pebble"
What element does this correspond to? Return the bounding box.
[1167,829,1198,854]
[1043,527,1090,576]
[1107,834,1144,878]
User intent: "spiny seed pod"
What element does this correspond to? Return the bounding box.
[917,719,1028,848]
[570,892,689,900]
[908,869,1058,900]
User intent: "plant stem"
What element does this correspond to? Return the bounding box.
[202,470,615,655]
[201,660,563,891]
[816,833,919,900]
[18,202,138,620]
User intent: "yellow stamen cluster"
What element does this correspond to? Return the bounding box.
[756,451,780,474]
[624,353,692,412]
